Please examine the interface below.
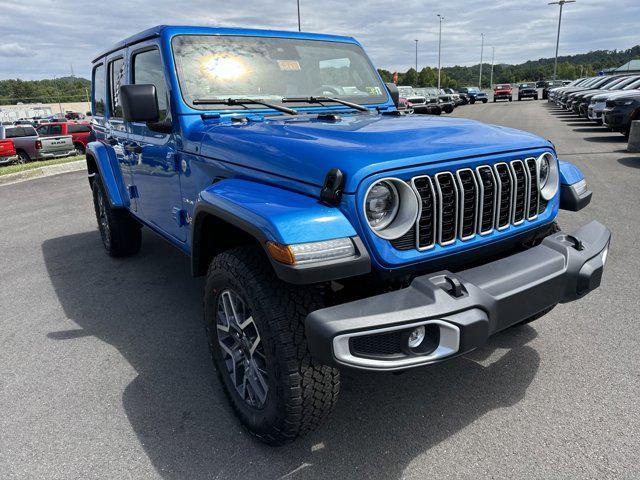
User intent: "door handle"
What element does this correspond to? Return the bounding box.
[125,143,143,154]
[106,136,118,146]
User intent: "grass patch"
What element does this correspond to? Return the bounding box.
[0,155,84,176]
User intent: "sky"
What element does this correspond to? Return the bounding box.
[0,0,638,80]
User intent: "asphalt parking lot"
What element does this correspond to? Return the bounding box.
[1,100,639,480]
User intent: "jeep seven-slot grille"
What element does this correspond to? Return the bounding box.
[525,158,539,219]
[477,166,496,234]
[494,163,513,229]
[392,159,545,251]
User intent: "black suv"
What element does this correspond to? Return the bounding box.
[602,93,640,138]
[518,83,539,101]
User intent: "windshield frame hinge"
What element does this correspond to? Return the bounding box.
[320,168,345,207]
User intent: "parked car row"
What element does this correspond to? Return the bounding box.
[395,85,489,115]
[547,74,640,138]
[0,121,92,165]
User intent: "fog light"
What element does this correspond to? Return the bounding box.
[407,326,426,348]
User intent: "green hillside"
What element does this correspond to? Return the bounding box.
[379,44,640,88]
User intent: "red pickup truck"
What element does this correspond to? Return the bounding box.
[493,84,513,102]
[37,122,93,154]
[0,139,18,165]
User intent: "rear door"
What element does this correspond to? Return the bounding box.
[127,42,185,241]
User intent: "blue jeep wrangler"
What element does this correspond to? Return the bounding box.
[87,25,610,444]
[458,86,489,104]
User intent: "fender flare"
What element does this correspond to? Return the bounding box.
[559,159,584,186]
[86,141,128,208]
[191,178,370,284]
[558,159,591,211]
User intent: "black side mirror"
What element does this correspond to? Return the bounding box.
[385,82,400,107]
[120,84,159,123]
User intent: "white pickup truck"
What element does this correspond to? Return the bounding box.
[0,125,76,163]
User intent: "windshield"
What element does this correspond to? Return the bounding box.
[466,87,479,93]
[172,35,388,109]
[519,83,535,88]
[623,78,640,90]
[496,84,511,89]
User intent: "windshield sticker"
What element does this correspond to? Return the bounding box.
[277,60,301,71]
[366,86,382,95]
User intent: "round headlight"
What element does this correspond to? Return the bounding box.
[539,155,550,187]
[365,181,399,230]
[537,152,559,201]
[364,178,419,240]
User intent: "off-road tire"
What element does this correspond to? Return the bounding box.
[470,98,476,104]
[91,176,141,257]
[482,98,488,104]
[204,246,340,445]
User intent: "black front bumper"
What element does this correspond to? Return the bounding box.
[306,221,610,371]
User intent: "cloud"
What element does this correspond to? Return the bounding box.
[0,43,35,58]
[0,0,638,80]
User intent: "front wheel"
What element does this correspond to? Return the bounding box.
[482,98,488,104]
[470,98,476,104]
[204,247,340,445]
[91,176,141,257]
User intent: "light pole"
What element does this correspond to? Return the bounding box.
[297,0,301,32]
[437,14,444,90]
[489,47,495,89]
[478,33,485,89]
[414,39,419,74]
[549,0,576,80]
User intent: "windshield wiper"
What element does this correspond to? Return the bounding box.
[282,96,370,112]
[192,98,298,115]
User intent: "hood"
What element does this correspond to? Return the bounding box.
[593,89,640,101]
[198,112,551,193]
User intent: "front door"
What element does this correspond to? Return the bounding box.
[127,44,185,242]
[105,54,136,211]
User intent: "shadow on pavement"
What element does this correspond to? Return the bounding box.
[573,127,616,133]
[617,156,640,169]
[583,135,628,143]
[42,231,540,480]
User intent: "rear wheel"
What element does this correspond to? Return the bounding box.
[91,176,141,257]
[16,151,30,164]
[204,246,340,445]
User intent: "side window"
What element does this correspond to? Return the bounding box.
[37,125,50,135]
[5,128,19,138]
[108,58,125,118]
[92,63,106,115]
[68,124,91,134]
[50,125,62,135]
[132,48,168,118]
[23,126,37,137]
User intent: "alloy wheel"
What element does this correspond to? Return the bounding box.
[96,188,111,248]
[216,289,269,409]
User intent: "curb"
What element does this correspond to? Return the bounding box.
[0,160,87,186]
